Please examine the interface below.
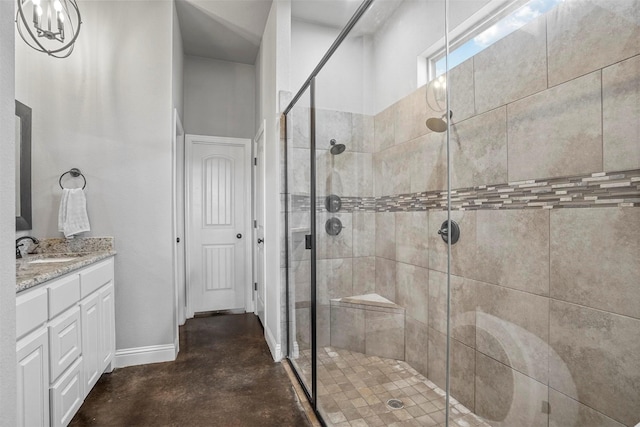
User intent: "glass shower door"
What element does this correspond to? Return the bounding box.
[286,87,314,398]
[445,1,640,426]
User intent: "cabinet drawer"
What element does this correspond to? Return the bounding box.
[50,357,84,427]
[79,259,114,298]
[48,275,80,320]
[49,307,82,383]
[17,287,48,340]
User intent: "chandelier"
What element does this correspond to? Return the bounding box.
[15,0,82,58]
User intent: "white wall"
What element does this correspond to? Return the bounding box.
[0,0,17,423]
[371,0,489,113]
[173,1,185,120]
[15,1,176,354]
[184,56,256,139]
[290,19,336,95]
[291,19,373,114]
[371,0,445,112]
[255,50,262,137]
[257,0,290,360]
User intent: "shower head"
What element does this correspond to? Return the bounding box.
[330,139,346,155]
[426,110,453,133]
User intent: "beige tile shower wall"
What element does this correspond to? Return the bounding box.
[546,0,640,87]
[369,1,640,425]
[423,207,640,426]
[315,108,376,348]
[603,54,640,171]
[473,17,547,114]
[288,106,377,351]
[507,71,603,181]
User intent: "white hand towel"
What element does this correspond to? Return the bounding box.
[58,188,91,238]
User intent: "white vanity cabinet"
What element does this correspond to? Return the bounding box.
[16,257,115,427]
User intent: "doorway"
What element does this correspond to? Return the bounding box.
[253,122,266,326]
[185,135,252,316]
[171,109,185,355]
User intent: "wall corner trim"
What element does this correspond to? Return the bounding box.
[265,325,282,362]
[114,344,177,368]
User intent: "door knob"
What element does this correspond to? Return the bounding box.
[257,238,264,244]
[236,233,242,239]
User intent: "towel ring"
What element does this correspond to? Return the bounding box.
[59,168,87,190]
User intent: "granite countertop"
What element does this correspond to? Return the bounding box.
[16,237,116,293]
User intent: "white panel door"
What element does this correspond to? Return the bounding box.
[189,138,248,313]
[254,127,266,325]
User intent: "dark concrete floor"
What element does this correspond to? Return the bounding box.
[70,314,310,427]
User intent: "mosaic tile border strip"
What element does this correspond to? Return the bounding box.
[289,169,640,213]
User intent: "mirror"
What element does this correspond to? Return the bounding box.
[15,100,32,231]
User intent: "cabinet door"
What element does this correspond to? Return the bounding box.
[80,291,101,394]
[17,328,50,427]
[50,357,84,427]
[49,306,82,382]
[99,283,115,371]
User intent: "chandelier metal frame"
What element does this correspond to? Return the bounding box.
[15,0,82,58]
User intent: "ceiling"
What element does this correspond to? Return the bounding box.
[175,0,404,65]
[291,0,404,35]
[175,0,273,64]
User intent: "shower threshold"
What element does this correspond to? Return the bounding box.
[293,347,491,427]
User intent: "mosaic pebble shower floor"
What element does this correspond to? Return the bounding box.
[293,347,492,427]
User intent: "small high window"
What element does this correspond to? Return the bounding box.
[419,0,563,84]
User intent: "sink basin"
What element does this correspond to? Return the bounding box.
[23,253,86,264]
[28,257,79,264]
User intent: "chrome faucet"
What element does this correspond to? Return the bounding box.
[16,236,39,259]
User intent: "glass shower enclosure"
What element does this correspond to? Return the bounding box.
[283,0,640,426]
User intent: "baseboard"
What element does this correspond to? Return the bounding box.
[114,344,176,368]
[265,325,282,362]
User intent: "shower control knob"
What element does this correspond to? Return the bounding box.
[325,194,342,212]
[438,220,460,245]
[325,217,343,236]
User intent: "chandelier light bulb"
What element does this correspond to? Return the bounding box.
[54,0,62,12]
[36,5,43,16]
